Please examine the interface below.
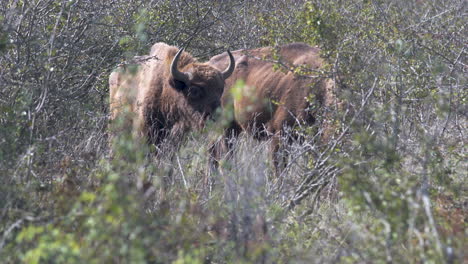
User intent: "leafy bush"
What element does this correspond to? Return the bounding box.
[0,0,465,263]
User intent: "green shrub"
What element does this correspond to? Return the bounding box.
[0,1,465,263]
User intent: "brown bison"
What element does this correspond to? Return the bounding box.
[209,43,337,172]
[109,42,235,148]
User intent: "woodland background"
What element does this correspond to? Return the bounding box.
[0,0,466,263]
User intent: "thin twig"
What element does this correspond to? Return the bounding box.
[176,154,188,190]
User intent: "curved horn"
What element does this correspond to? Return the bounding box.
[171,47,190,84]
[222,50,235,80]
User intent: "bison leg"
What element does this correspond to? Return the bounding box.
[209,121,243,172]
[271,133,289,177]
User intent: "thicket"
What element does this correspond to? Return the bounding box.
[0,0,466,263]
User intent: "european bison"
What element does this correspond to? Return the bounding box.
[109,42,235,149]
[209,43,337,172]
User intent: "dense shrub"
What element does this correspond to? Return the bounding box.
[0,0,465,263]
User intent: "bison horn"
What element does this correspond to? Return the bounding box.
[171,47,191,84]
[222,50,235,80]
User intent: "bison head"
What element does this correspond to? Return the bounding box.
[169,48,235,122]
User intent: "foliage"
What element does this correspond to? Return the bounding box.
[0,0,466,263]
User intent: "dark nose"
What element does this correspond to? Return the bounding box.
[211,101,221,111]
[202,102,221,121]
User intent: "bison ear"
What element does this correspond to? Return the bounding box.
[173,79,187,91]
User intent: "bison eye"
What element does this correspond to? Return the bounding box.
[188,86,203,100]
[174,80,187,91]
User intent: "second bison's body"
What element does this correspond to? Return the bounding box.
[209,43,337,170]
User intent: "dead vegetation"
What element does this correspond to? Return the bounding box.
[0,0,466,263]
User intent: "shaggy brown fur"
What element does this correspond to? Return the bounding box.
[209,43,338,172]
[109,43,232,148]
